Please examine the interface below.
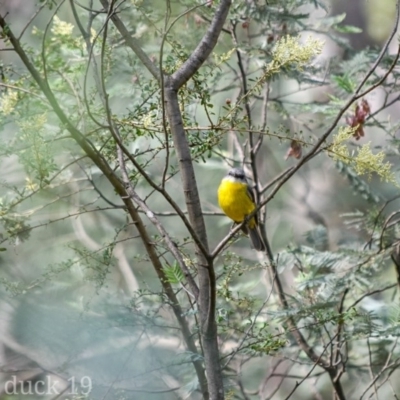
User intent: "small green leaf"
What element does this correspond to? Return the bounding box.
[335,25,363,34]
[332,74,356,93]
[163,263,184,284]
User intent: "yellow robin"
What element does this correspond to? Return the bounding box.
[218,168,266,251]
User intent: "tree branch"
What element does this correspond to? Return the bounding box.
[163,2,232,399]
[260,0,400,210]
[98,0,160,81]
[170,0,231,89]
[0,12,207,398]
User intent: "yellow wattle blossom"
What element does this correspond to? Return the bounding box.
[25,177,39,192]
[51,15,74,37]
[142,112,152,128]
[330,126,397,185]
[18,113,47,132]
[0,90,18,116]
[90,28,97,44]
[354,142,394,182]
[330,126,354,162]
[214,48,236,66]
[266,35,324,75]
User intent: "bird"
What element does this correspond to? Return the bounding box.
[218,168,266,251]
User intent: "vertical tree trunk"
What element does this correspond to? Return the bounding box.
[165,86,224,400]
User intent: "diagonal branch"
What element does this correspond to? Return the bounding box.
[0,12,207,397]
[170,0,231,89]
[98,0,160,81]
[260,0,400,210]
[117,148,199,299]
[0,13,108,172]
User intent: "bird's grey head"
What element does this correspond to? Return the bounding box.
[227,168,247,183]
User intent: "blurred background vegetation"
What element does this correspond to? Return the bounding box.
[0,0,400,399]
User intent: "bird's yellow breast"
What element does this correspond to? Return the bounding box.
[218,179,256,227]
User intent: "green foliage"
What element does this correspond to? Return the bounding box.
[17,114,58,185]
[1,0,400,398]
[248,330,287,355]
[336,161,381,203]
[163,262,185,284]
[0,197,31,243]
[330,126,398,185]
[332,73,357,93]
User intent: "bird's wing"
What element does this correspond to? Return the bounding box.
[246,184,255,203]
[246,184,260,225]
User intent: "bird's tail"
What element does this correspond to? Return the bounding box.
[249,226,266,252]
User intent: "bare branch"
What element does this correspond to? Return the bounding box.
[98,0,160,81]
[170,0,231,89]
